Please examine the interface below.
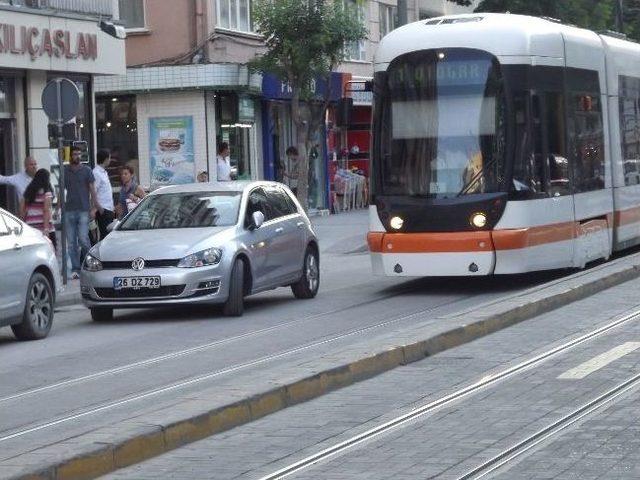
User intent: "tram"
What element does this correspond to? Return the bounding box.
[367,13,640,276]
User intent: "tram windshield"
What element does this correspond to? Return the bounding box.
[373,49,507,198]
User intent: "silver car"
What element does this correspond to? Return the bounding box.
[81,181,320,320]
[0,208,60,340]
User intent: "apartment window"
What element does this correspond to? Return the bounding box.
[379,4,396,39]
[217,0,253,32]
[119,0,146,30]
[344,0,366,61]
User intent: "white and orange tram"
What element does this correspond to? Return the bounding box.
[367,13,640,276]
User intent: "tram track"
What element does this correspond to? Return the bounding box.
[256,306,640,480]
[0,291,478,443]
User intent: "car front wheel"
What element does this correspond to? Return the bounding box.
[223,257,245,317]
[292,247,320,299]
[12,273,54,341]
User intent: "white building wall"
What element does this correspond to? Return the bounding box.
[135,91,208,187]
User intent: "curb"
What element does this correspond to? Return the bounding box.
[9,257,640,480]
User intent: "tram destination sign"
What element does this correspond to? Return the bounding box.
[0,23,97,61]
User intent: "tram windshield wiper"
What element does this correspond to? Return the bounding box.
[456,156,499,197]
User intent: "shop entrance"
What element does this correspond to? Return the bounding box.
[0,119,17,211]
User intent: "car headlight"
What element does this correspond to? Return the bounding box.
[177,248,223,268]
[83,253,103,272]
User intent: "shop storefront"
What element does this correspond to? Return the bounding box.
[261,72,345,212]
[94,64,263,189]
[0,6,125,211]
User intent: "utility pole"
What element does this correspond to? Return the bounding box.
[397,0,408,26]
[616,0,625,33]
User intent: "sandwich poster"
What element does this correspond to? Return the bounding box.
[149,116,195,188]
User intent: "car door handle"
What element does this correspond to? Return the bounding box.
[13,243,22,250]
[275,227,284,234]
[296,222,305,228]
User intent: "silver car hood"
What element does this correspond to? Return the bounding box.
[95,227,231,260]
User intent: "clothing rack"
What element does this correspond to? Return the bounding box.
[332,169,368,213]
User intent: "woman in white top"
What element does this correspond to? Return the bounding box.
[216,142,231,181]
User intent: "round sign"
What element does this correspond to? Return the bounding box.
[41,78,80,124]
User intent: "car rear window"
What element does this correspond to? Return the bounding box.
[119,191,241,230]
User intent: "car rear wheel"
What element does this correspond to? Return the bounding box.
[292,247,320,299]
[91,307,113,322]
[223,258,245,317]
[12,273,54,341]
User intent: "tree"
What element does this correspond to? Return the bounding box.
[249,0,367,210]
[447,0,639,39]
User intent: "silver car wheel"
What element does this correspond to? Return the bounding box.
[28,280,52,331]
[306,253,319,293]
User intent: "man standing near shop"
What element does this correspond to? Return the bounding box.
[93,149,115,242]
[0,156,38,210]
[65,146,99,280]
[216,142,232,181]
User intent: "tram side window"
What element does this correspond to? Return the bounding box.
[511,93,545,199]
[546,92,571,196]
[619,76,640,186]
[568,92,605,192]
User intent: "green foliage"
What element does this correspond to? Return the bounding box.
[448,0,640,40]
[249,0,367,99]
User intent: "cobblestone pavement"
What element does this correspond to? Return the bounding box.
[103,277,640,480]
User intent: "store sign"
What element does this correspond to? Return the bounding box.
[238,96,254,122]
[0,23,97,61]
[262,73,344,102]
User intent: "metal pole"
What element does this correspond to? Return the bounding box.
[397,0,408,26]
[56,79,68,286]
[617,0,625,33]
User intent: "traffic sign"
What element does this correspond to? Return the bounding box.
[41,78,80,124]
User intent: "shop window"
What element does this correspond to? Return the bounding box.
[216,0,253,32]
[96,95,139,189]
[343,0,366,61]
[379,4,397,39]
[119,0,146,30]
[0,78,15,114]
[217,93,255,181]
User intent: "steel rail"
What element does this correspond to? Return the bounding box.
[0,294,470,443]
[0,282,435,405]
[257,307,640,480]
[459,371,640,479]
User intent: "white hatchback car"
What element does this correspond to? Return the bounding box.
[0,208,61,340]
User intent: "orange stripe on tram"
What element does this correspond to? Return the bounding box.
[371,232,494,253]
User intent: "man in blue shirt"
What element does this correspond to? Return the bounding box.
[65,146,99,279]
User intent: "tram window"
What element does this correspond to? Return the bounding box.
[546,92,571,196]
[619,89,640,186]
[510,93,545,199]
[569,93,605,192]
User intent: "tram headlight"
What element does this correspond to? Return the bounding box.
[471,212,487,228]
[390,216,404,230]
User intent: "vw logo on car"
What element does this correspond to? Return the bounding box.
[131,257,145,271]
[80,181,320,322]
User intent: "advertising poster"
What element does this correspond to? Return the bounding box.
[149,116,195,187]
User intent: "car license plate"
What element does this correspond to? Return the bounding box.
[113,276,161,290]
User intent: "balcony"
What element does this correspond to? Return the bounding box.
[0,0,114,18]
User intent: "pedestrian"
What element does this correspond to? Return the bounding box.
[0,156,38,210]
[216,142,231,181]
[65,146,99,280]
[197,171,209,183]
[20,168,56,249]
[116,165,146,219]
[283,146,300,196]
[93,149,115,241]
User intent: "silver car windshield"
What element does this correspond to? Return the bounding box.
[119,191,241,230]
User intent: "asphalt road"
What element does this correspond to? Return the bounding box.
[103,274,640,480]
[0,224,559,468]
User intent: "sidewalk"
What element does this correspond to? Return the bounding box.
[54,209,370,309]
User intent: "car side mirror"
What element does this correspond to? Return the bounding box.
[107,220,120,232]
[251,211,265,230]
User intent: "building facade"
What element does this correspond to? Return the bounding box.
[0,0,125,211]
[94,0,264,191]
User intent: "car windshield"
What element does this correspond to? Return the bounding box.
[118,191,241,230]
